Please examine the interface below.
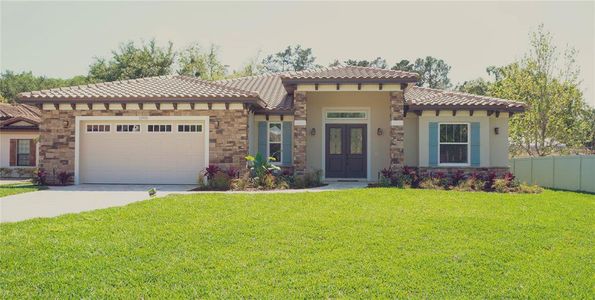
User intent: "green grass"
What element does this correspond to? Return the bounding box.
[0,183,41,198]
[1,189,593,298]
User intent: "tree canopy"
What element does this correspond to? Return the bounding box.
[262,45,317,72]
[0,71,92,103]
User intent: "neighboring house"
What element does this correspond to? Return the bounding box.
[17,66,525,185]
[0,103,40,177]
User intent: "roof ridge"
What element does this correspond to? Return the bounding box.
[176,75,260,97]
[411,86,526,105]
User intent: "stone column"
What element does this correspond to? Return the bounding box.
[390,91,405,169]
[293,91,307,175]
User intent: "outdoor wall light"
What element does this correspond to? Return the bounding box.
[62,120,70,128]
[310,128,316,136]
[377,128,383,136]
[494,127,500,135]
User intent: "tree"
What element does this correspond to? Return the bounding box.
[262,45,317,72]
[488,25,591,156]
[0,71,91,102]
[177,43,226,80]
[341,57,388,69]
[456,78,490,95]
[229,51,265,78]
[412,56,452,89]
[89,39,175,81]
[391,59,414,72]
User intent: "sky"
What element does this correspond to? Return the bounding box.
[1,1,594,106]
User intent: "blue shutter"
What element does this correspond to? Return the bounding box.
[470,122,480,166]
[282,121,292,165]
[258,121,267,157]
[428,122,438,166]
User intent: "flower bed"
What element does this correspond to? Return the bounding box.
[370,166,542,193]
[192,154,325,191]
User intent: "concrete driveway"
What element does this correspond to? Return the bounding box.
[0,184,195,223]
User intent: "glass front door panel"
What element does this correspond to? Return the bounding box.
[350,128,363,154]
[329,128,342,154]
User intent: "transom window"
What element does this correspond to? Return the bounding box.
[17,140,32,166]
[178,124,202,132]
[86,124,110,132]
[268,122,282,163]
[439,123,469,165]
[326,111,367,119]
[116,124,141,132]
[148,125,172,132]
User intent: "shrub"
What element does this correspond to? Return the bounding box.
[493,178,512,193]
[420,177,444,190]
[57,171,73,185]
[210,171,231,190]
[401,166,421,188]
[226,167,240,179]
[450,170,466,187]
[304,169,323,188]
[203,165,221,181]
[32,169,47,186]
[197,174,206,188]
[483,172,497,192]
[246,153,280,182]
[517,183,543,194]
[261,173,277,190]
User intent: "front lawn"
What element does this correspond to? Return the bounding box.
[0,183,41,198]
[0,189,592,298]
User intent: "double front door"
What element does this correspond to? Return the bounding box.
[325,124,367,178]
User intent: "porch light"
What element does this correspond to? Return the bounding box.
[63,120,69,128]
[377,128,383,136]
[310,128,316,136]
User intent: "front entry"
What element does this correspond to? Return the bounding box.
[325,124,367,178]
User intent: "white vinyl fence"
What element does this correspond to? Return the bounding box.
[510,155,595,193]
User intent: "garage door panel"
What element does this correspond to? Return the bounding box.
[79,120,206,184]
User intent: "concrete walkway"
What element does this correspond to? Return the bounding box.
[0,182,368,223]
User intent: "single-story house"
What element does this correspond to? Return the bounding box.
[0,103,40,177]
[17,66,525,185]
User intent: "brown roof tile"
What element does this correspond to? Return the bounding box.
[17,75,262,104]
[280,65,419,82]
[405,86,526,111]
[217,74,292,111]
[0,103,41,124]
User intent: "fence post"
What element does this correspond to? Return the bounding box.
[552,156,556,189]
[579,155,583,192]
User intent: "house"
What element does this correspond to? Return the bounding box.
[17,66,525,185]
[0,103,40,177]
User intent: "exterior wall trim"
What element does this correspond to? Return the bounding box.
[321,107,372,181]
[74,115,210,184]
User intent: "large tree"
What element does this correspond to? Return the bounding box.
[262,45,317,72]
[391,59,414,72]
[411,56,451,89]
[177,44,226,80]
[0,71,91,103]
[89,39,175,82]
[488,25,591,156]
[331,57,388,69]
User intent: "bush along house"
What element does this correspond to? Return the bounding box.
[17,66,526,185]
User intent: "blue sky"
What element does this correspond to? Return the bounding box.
[1,1,593,106]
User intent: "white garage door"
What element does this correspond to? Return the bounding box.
[79,119,207,184]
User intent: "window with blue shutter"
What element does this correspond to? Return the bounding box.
[428,122,438,166]
[282,121,292,165]
[470,122,480,166]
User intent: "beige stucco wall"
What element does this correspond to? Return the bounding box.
[304,91,391,180]
[418,110,509,167]
[489,115,510,167]
[403,115,419,166]
[0,131,39,169]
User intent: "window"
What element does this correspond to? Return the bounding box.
[86,124,110,132]
[17,140,32,166]
[439,123,469,164]
[326,111,367,119]
[178,124,202,132]
[268,122,282,163]
[148,124,172,132]
[116,124,141,132]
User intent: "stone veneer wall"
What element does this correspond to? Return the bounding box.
[417,167,510,177]
[293,91,307,175]
[390,91,405,169]
[39,109,248,185]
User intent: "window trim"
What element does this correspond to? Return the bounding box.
[86,124,111,133]
[437,122,470,167]
[147,124,172,133]
[177,124,203,133]
[325,111,368,120]
[115,124,141,133]
[267,122,283,165]
[16,139,32,167]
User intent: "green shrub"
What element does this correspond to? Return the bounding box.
[261,173,277,190]
[420,177,444,190]
[492,178,513,193]
[517,183,543,194]
[210,171,231,191]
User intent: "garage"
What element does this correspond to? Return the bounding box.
[78,117,208,184]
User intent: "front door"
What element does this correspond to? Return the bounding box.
[325,124,367,178]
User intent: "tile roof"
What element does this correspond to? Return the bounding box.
[217,74,292,111]
[280,65,419,82]
[405,86,526,111]
[0,103,41,124]
[17,75,261,103]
